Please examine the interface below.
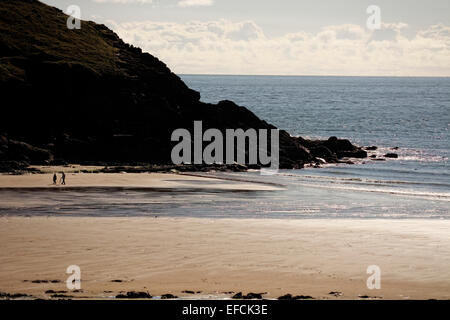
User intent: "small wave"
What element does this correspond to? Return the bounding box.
[293,174,450,188]
[296,166,450,177]
[400,155,448,162]
[371,147,449,163]
[290,181,450,201]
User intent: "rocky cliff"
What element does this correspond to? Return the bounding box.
[0,0,367,172]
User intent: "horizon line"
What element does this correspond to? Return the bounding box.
[178,73,450,78]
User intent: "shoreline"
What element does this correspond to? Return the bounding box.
[1,216,449,300]
[0,168,283,191]
[1,167,449,300]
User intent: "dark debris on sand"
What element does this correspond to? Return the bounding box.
[277,294,314,300]
[116,291,152,299]
[25,279,61,283]
[0,292,31,299]
[328,291,343,297]
[232,292,264,299]
[50,293,74,298]
[45,290,67,294]
[358,295,383,299]
[160,294,178,299]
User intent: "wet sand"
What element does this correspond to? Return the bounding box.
[1,216,449,300]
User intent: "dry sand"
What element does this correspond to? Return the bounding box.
[0,169,281,191]
[1,216,449,300]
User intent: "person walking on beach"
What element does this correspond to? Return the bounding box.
[52,173,57,185]
[60,172,66,185]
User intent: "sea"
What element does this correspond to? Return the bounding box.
[1,75,449,219]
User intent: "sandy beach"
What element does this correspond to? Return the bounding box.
[1,215,450,300]
[0,170,449,300]
[0,167,281,191]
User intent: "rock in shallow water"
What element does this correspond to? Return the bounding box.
[384,153,399,158]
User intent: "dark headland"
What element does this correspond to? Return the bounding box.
[0,0,369,173]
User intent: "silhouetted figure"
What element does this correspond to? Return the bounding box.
[60,172,66,185]
[52,173,57,185]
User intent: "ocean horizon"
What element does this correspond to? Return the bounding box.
[180,74,450,78]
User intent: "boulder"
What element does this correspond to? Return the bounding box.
[337,148,367,159]
[309,145,338,163]
[324,136,356,153]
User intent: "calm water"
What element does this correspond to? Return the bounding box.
[181,75,450,219]
[1,75,449,219]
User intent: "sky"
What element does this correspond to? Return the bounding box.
[42,0,450,76]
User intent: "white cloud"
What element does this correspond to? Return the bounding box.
[178,0,214,8]
[105,19,450,76]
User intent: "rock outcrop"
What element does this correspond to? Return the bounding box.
[0,0,367,171]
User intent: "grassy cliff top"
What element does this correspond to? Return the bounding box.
[0,0,120,78]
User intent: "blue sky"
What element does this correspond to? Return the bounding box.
[41,0,450,76]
